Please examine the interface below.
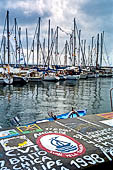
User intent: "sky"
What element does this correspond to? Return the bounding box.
[0,0,113,66]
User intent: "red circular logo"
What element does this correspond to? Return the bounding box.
[36,133,86,158]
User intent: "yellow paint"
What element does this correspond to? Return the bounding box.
[97,112,113,119]
[17,123,41,132]
[18,141,27,147]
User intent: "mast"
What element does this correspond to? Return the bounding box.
[55,26,58,65]
[51,28,53,66]
[96,33,99,69]
[78,30,81,66]
[18,27,21,65]
[3,36,6,64]
[14,18,17,65]
[7,10,10,64]
[83,39,86,67]
[73,18,76,66]
[69,34,72,65]
[100,31,104,68]
[88,45,90,66]
[32,39,34,65]
[26,28,28,66]
[64,40,68,66]
[43,38,45,67]
[47,19,50,68]
[37,17,41,67]
[91,36,94,66]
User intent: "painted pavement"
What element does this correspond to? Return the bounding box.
[0,113,113,169]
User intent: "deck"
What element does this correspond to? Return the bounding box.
[0,112,113,169]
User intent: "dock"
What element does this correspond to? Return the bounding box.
[0,112,113,169]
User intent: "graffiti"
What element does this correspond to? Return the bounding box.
[1,145,70,170]
[86,128,113,139]
[37,133,86,158]
[70,154,105,168]
[17,124,43,134]
[0,116,113,169]
[0,129,19,139]
[0,135,34,151]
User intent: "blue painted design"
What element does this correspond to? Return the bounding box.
[50,136,78,153]
[0,130,19,139]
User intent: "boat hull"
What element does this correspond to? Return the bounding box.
[13,76,28,84]
[4,77,13,85]
[65,75,80,80]
[26,110,87,125]
[28,77,41,82]
[0,77,4,84]
[43,76,59,81]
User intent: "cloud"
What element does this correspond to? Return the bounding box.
[0,0,112,65]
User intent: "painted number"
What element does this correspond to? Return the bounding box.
[83,155,96,165]
[91,154,104,163]
[71,154,105,168]
[0,161,5,167]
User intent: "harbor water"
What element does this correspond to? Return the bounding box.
[0,77,113,128]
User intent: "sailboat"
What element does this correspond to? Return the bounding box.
[3,65,13,85]
[4,74,13,85]
[50,136,77,152]
[43,71,60,81]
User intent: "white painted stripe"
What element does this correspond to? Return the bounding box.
[55,121,91,139]
[36,120,49,123]
[77,117,101,127]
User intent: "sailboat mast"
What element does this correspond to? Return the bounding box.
[43,38,45,67]
[14,18,17,65]
[78,30,81,66]
[26,28,28,66]
[48,19,50,68]
[88,45,90,66]
[37,17,41,67]
[18,27,21,65]
[91,36,94,66]
[100,31,104,68]
[64,40,68,66]
[96,33,99,69]
[73,18,76,66]
[83,39,86,66]
[55,26,58,65]
[32,39,34,65]
[7,10,10,64]
[3,36,6,65]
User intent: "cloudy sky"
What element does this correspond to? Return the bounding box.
[0,0,113,66]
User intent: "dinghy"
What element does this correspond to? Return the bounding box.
[46,110,86,121]
[10,110,86,126]
[35,110,86,124]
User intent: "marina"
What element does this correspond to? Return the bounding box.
[0,77,113,128]
[0,7,113,169]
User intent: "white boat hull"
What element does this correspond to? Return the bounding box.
[43,76,60,81]
[65,75,80,80]
[4,75,13,85]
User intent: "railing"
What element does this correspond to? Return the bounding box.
[110,88,113,111]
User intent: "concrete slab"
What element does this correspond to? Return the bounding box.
[0,113,113,169]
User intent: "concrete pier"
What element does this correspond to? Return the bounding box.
[0,112,113,169]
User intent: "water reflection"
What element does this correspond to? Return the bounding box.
[0,77,113,128]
